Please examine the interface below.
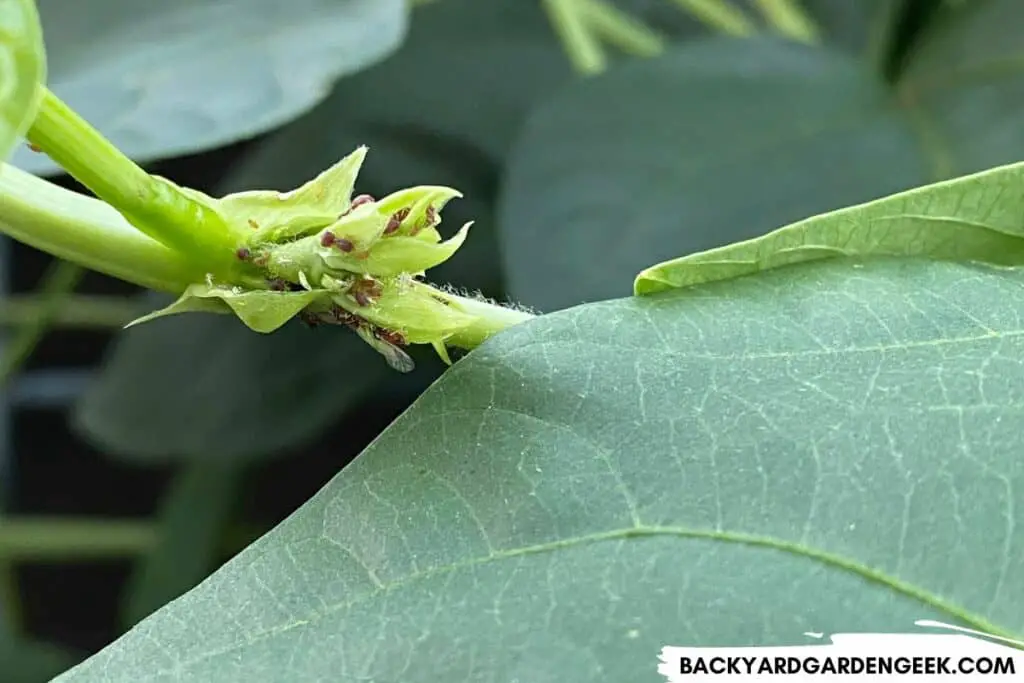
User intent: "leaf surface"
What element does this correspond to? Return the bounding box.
[56,258,1024,681]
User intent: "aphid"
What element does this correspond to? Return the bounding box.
[247,219,259,230]
[350,194,375,210]
[348,277,382,307]
[27,142,41,153]
[268,278,289,291]
[358,326,414,373]
[330,306,362,329]
[374,328,407,347]
[320,231,336,248]
[235,247,251,261]
[340,194,375,218]
[335,237,354,253]
[299,311,321,328]
[384,207,411,235]
[415,205,437,235]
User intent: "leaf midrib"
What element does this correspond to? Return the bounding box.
[142,525,1012,679]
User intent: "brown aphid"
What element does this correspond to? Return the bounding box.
[299,311,322,328]
[235,247,251,261]
[374,327,407,347]
[268,278,289,291]
[320,231,336,247]
[384,207,411,235]
[27,142,42,153]
[247,219,260,230]
[335,237,354,253]
[332,307,362,328]
[349,277,383,307]
[340,194,375,218]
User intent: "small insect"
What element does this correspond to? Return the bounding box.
[384,207,411,235]
[247,219,260,230]
[348,277,382,306]
[330,306,362,329]
[320,231,336,247]
[27,142,42,153]
[334,237,354,253]
[235,247,251,261]
[415,205,437,235]
[267,278,289,291]
[298,311,321,328]
[340,194,375,218]
[356,325,414,373]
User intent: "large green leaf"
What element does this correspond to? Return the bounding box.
[0,0,44,160]
[55,257,1024,681]
[498,2,1024,310]
[72,299,392,463]
[9,0,407,174]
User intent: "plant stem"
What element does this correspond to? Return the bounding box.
[434,289,535,349]
[0,294,143,328]
[0,163,203,292]
[0,259,83,385]
[751,0,819,43]
[0,518,157,560]
[579,0,665,57]
[24,87,244,277]
[664,0,755,36]
[542,0,607,75]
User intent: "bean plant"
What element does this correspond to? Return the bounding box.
[1,0,1023,681]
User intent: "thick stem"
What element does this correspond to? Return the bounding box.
[0,163,203,292]
[24,87,244,277]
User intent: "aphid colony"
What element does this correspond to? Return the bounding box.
[234,193,442,373]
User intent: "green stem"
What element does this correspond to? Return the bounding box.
[0,518,157,560]
[542,0,608,75]
[0,163,203,292]
[579,0,665,57]
[24,87,244,277]
[434,289,535,349]
[0,294,142,328]
[751,0,819,43]
[0,259,83,385]
[664,0,755,36]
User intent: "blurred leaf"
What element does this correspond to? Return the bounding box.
[0,0,44,160]
[73,298,389,463]
[333,0,572,161]
[898,0,1024,174]
[121,461,243,628]
[0,635,79,683]
[10,0,408,173]
[498,37,928,309]
[636,160,1024,294]
[55,257,1024,681]
[793,0,896,56]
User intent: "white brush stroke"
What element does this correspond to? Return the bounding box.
[659,621,1023,682]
